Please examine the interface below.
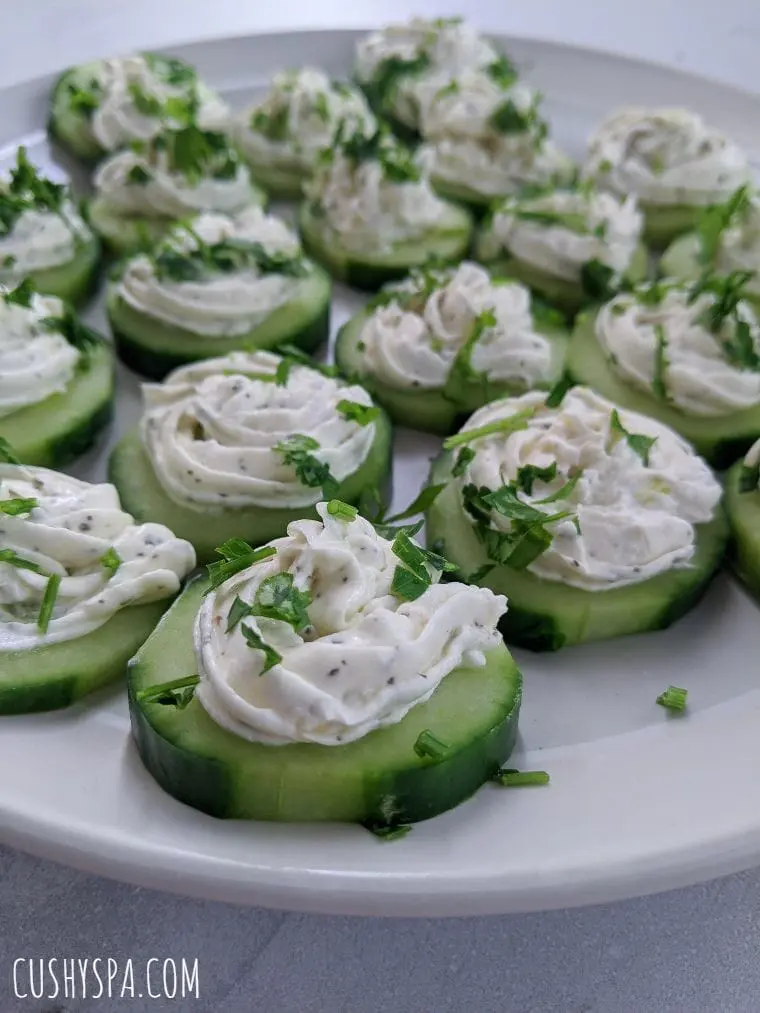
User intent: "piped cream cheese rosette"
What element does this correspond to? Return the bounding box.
[418,69,574,209]
[335,261,568,433]
[474,183,648,315]
[106,207,332,379]
[584,107,751,247]
[567,273,760,467]
[0,283,113,468]
[49,52,229,163]
[108,349,392,563]
[0,462,195,713]
[298,125,472,291]
[0,148,99,306]
[235,68,376,198]
[127,499,524,826]
[425,385,727,650]
[87,124,267,256]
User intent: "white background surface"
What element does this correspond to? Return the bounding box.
[2,2,760,1011]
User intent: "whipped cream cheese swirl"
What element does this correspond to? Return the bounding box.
[0,465,195,650]
[482,187,643,283]
[140,351,377,510]
[0,290,81,418]
[116,208,306,337]
[360,262,555,390]
[585,107,751,208]
[596,281,760,416]
[455,386,721,590]
[195,501,506,745]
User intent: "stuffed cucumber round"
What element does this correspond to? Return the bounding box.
[566,277,760,468]
[724,445,760,603]
[108,349,393,564]
[0,463,196,714]
[335,262,568,434]
[129,503,522,826]
[425,386,728,651]
[106,208,331,380]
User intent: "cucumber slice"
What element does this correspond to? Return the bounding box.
[234,156,305,201]
[567,310,760,468]
[17,235,101,307]
[335,304,568,435]
[109,411,393,564]
[639,203,703,250]
[473,240,650,316]
[87,187,269,258]
[128,575,522,823]
[429,176,493,217]
[724,460,760,602]
[426,451,729,651]
[0,341,114,468]
[298,202,473,292]
[106,266,331,380]
[48,69,105,164]
[0,599,170,715]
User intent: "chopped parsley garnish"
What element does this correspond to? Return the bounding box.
[637,279,669,307]
[0,147,67,239]
[3,278,34,308]
[530,297,566,330]
[240,623,282,673]
[164,125,239,182]
[274,434,338,499]
[0,548,44,573]
[275,357,293,386]
[738,461,760,493]
[37,572,61,633]
[452,447,476,478]
[332,124,420,185]
[609,409,657,466]
[153,232,306,283]
[545,375,573,409]
[251,106,290,141]
[365,52,431,112]
[128,82,163,118]
[126,164,152,186]
[486,54,518,88]
[41,306,101,356]
[326,499,358,522]
[652,323,669,400]
[313,92,330,122]
[534,470,582,504]
[272,343,339,377]
[515,462,557,495]
[2,254,16,269]
[443,407,536,449]
[381,484,447,524]
[337,399,380,426]
[724,320,760,372]
[206,539,277,591]
[0,437,20,464]
[413,729,449,761]
[492,768,550,787]
[251,572,312,633]
[580,258,615,300]
[0,497,37,516]
[66,79,102,118]
[390,530,456,602]
[690,271,760,371]
[136,674,200,710]
[489,100,547,140]
[656,685,688,712]
[443,308,497,398]
[99,547,122,575]
[697,185,752,265]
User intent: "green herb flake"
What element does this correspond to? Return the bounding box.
[206,541,277,591]
[697,185,752,265]
[486,54,518,89]
[37,572,61,633]
[226,595,252,632]
[0,497,37,516]
[2,254,17,269]
[251,105,290,141]
[128,82,162,118]
[136,673,200,710]
[275,357,293,386]
[0,437,20,464]
[252,572,312,632]
[3,278,34,308]
[515,462,557,496]
[126,164,152,186]
[327,500,358,522]
[382,484,447,524]
[443,307,497,397]
[738,461,760,493]
[545,375,573,409]
[413,729,449,761]
[534,470,582,504]
[492,768,550,787]
[337,399,380,426]
[609,409,657,466]
[99,547,122,575]
[580,258,615,300]
[452,447,476,478]
[41,306,101,356]
[656,685,688,712]
[443,406,536,450]
[274,434,338,499]
[240,623,282,673]
[652,323,669,401]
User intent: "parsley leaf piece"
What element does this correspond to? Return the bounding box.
[136,674,200,710]
[0,497,37,516]
[697,185,752,265]
[337,399,380,426]
[486,55,518,88]
[226,595,253,632]
[739,462,760,493]
[153,247,205,283]
[99,547,122,575]
[0,437,20,464]
[275,357,293,386]
[66,79,101,118]
[127,164,152,186]
[382,484,447,524]
[534,470,582,504]
[443,307,497,398]
[274,434,338,499]
[251,106,290,141]
[652,323,669,400]
[390,565,430,602]
[443,407,536,449]
[41,307,101,355]
[489,100,547,140]
[390,529,456,602]
[128,82,162,117]
[37,572,61,633]
[545,375,573,409]
[327,500,358,522]
[724,319,760,372]
[3,278,34,308]
[365,52,431,112]
[240,623,282,673]
[515,462,557,495]
[0,548,44,573]
[580,259,615,300]
[206,541,277,591]
[251,572,312,632]
[273,343,339,377]
[452,447,476,478]
[609,409,657,466]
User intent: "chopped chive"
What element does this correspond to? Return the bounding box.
[656,685,688,712]
[413,729,449,761]
[653,323,669,401]
[136,674,200,710]
[327,499,358,521]
[545,375,573,409]
[492,768,550,787]
[443,407,536,449]
[206,542,277,591]
[37,572,61,633]
[99,547,122,575]
[0,548,43,573]
[0,497,37,516]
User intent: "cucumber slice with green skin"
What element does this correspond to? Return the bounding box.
[298,202,473,292]
[567,310,760,468]
[724,460,760,602]
[109,411,393,564]
[473,240,650,317]
[639,203,704,250]
[87,187,269,258]
[48,69,105,164]
[233,156,306,201]
[335,304,568,435]
[426,451,729,651]
[105,266,332,380]
[0,599,170,715]
[0,341,114,468]
[9,235,101,307]
[128,575,523,823]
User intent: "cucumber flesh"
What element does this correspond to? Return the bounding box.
[8,236,101,307]
[106,266,331,380]
[724,460,760,602]
[0,599,169,715]
[128,575,523,823]
[426,451,729,651]
[335,305,568,435]
[639,203,703,250]
[298,202,473,292]
[0,341,114,468]
[567,310,760,468]
[108,412,393,564]
[48,70,104,163]
[659,232,703,284]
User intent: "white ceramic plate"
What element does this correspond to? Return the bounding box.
[1,29,760,917]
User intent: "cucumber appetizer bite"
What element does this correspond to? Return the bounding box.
[661,186,760,313]
[336,261,568,434]
[474,183,649,316]
[0,281,113,467]
[0,463,195,714]
[0,147,99,305]
[425,385,727,651]
[725,439,760,601]
[129,500,522,826]
[107,207,331,379]
[88,124,267,256]
[49,52,229,164]
[354,16,500,138]
[235,69,376,199]
[567,273,760,467]
[109,350,392,563]
[584,108,751,249]
[418,66,574,213]
[299,125,472,291]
